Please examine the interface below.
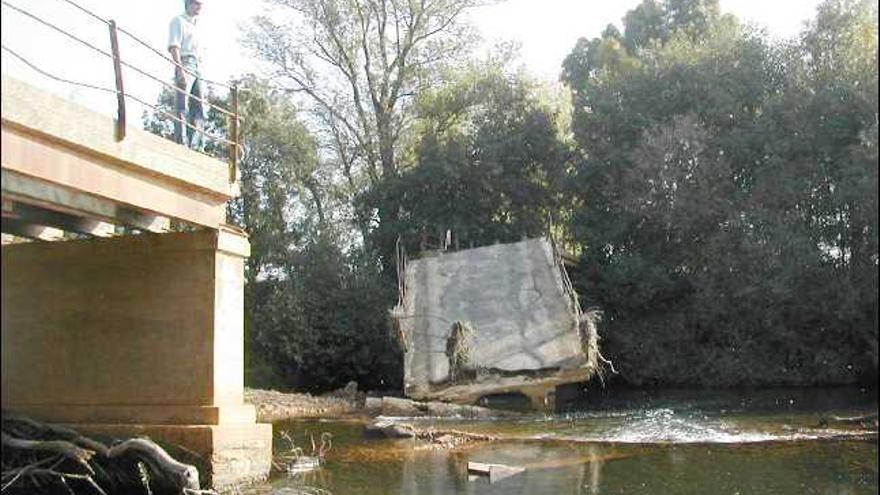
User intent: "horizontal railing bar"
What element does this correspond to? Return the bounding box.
[57,0,108,25]
[114,25,236,91]
[1,44,239,148]
[56,0,235,90]
[2,0,244,176]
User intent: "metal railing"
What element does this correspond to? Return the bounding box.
[0,0,241,183]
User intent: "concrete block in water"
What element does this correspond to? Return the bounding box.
[395,238,593,406]
[468,461,526,483]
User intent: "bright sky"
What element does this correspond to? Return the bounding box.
[472,0,824,79]
[0,0,823,121]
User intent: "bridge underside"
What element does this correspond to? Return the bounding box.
[1,76,270,489]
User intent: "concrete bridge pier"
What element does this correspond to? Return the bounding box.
[1,226,272,488]
[521,386,558,413]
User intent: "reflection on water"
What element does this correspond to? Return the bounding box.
[251,388,877,495]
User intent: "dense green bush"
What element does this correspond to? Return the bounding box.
[246,235,400,392]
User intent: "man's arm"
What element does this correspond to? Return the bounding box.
[168,46,185,84]
[168,17,184,85]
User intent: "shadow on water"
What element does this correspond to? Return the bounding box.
[246,387,878,495]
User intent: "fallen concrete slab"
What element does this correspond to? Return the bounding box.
[393,237,603,409]
[468,461,526,483]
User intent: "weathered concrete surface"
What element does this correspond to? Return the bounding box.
[1,228,270,488]
[397,238,591,405]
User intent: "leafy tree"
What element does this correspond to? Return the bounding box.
[562,0,878,386]
[622,0,668,51]
[253,234,399,392]
[244,0,487,262]
[367,63,571,251]
[749,0,879,380]
[621,0,722,52]
[228,76,323,275]
[228,79,401,391]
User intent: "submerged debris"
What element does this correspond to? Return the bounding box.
[274,430,332,474]
[364,420,416,439]
[817,413,879,430]
[467,461,525,483]
[245,388,359,422]
[272,487,334,495]
[363,418,497,449]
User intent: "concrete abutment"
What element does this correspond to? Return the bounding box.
[1,227,272,489]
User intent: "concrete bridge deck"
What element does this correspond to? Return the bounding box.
[1,76,271,489]
[1,76,236,234]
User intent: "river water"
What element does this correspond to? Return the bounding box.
[251,387,878,495]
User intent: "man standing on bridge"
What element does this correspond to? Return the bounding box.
[168,0,206,151]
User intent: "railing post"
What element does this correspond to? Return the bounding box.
[229,83,239,184]
[108,20,126,141]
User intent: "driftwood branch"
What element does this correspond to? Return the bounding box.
[106,438,200,491]
[1,432,96,473]
[2,413,202,494]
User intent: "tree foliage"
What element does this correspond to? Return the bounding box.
[562,0,878,386]
[141,0,878,393]
[230,79,401,391]
[244,0,488,263]
[366,61,571,252]
[248,233,399,392]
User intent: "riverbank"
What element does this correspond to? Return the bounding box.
[244,387,360,421]
[244,386,517,423]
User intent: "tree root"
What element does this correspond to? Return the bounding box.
[2,413,201,494]
[1,433,96,474]
[106,438,200,490]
